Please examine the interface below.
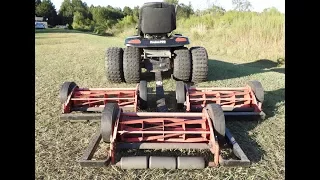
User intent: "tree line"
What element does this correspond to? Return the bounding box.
[35,0,276,33]
[35,0,219,29]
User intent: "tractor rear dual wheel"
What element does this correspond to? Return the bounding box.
[105,47,124,83]
[173,46,208,83]
[105,47,141,83]
[173,47,191,82]
[190,46,208,83]
[123,47,141,83]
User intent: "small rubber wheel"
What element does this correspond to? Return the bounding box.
[206,103,225,138]
[247,81,264,103]
[175,81,186,110]
[138,80,148,110]
[101,103,119,143]
[59,82,78,103]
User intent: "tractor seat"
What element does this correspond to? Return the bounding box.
[138,2,176,35]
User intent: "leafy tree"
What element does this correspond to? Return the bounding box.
[164,0,179,5]
[72,0,89,16]
[203,4,226,16]
[72,11,94,31]
[88,5,124,34]
[133,6,140,19]
[263,7,282,15]
[58,0,74,24]
[176,2,194,19]
[35,0,41,9]
[232,0,252,11]
[35,0,57,26]
[59,0,93,26]
[123,6,133,16]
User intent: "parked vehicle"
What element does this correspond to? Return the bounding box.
[35,22,46,29]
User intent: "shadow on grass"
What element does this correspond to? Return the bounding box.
[207,59,284,82]
[140,58,284,83]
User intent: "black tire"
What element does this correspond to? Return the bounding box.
[175,81,186,110]
[247,81,264,103]
[173,47,191,82]
[138,80,148,110]
[59,82,78,103]
[190,46,208,83]
[123,47,141,83]
[101,103,119,143]
[105,47,124,83]
[206,104,225,138]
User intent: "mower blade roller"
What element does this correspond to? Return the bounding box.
[78,103,251,169]
[176,80,265,119]
[59,80,148,121]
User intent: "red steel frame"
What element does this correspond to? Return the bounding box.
[108,109,221,167]
[186,85,262,112]
[62,84,139,113]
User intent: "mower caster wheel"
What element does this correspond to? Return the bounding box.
[101,103,119,143]
[175,81,186,110]
[138,80,148,110]
[206,103,226,138]
[247,81,264,103]
[59,82,78,103]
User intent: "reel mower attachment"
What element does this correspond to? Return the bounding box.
[78,103,250,169]
[59,81,148,121]
[176,80,266,119]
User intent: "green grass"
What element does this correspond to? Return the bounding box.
[35,29,285,179]
[118,11,284,62]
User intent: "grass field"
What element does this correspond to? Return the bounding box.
[35,29,285,179]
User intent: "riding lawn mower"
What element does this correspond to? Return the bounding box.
[59,2,265,169]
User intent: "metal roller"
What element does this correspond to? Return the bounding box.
[177,157,205,169]
[120,156,149,169]
[149,156,176,169]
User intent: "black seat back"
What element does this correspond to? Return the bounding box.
[139,2,176,34]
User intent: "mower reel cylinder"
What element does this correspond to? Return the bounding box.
[149,156,176,169]
[177,157,205,169]
[118,156,205,169]
[120,156,148,169]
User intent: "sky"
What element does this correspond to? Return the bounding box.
[51,0,285,13]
